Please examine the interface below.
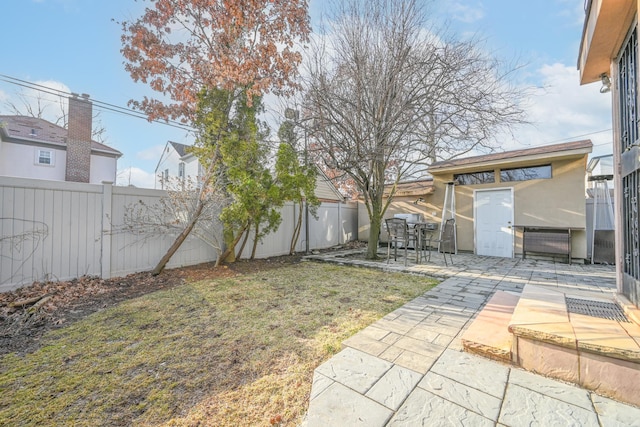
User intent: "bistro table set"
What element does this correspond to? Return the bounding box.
[384,216,456,266]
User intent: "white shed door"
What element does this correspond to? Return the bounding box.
[475,189,513,257]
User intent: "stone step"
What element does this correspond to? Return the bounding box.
[461,290,520,363]
[507,284,640,408]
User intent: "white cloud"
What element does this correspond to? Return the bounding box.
[555,0,586,26]
[450,2,485,24]
[116,166,158,189]
[497,63,612,156]
[0,80,71,125]
[136,144,168,161]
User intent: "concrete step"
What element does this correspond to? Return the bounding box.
[461,290,520,363]
[507,284,640,408]
[463,284,640,407]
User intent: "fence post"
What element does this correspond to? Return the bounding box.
[101,181,113,279]
[338,202,343,245]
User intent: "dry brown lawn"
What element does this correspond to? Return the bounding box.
[0,260,437,426]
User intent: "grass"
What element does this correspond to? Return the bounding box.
[0,261,437,426]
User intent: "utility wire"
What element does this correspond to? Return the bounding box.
[0,73,616,143]
[543,128,612,144]
[0,73,196,132]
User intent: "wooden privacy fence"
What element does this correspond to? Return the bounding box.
[0,176,357,292]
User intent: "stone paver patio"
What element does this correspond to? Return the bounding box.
[302,249,640,426]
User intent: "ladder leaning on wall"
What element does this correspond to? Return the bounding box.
[439,181,457,254]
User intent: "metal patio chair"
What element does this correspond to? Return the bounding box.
[431,218,456,266]
[417,222,438,263]
[385,218,418,266]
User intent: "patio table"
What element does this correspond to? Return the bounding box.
[412,222,438,263]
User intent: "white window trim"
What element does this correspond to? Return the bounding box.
[35,149,54,166]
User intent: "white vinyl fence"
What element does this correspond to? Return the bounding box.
[0,176,357,292]
[237,201,358,259]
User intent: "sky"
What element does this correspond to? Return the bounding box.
[0,0,612,188]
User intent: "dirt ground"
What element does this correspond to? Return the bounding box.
[0,255,303,357]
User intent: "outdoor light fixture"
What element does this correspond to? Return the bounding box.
[600,73,611,94]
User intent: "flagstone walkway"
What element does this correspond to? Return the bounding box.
[301,250,640,426]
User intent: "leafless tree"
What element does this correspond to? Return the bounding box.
[4,89,109,144]
[0,219,49,286]
[304,0,527,258]
[118,170,226,273]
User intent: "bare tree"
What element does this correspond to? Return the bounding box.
[5,91,54,122]
[304,0,526,259]
[119,172,226,272]
[4,89,109,143]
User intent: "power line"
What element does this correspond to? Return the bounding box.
[543,128,612,145]
[0,73,616,144]
[0,73,196,133]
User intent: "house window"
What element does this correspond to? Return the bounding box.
[500,165,551,182]
[454,170,495,185]
[163,169,169,181]
[178,162,185,179]
[35,149,54,166]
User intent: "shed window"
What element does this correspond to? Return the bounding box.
[500,165,551,182]
[454,170,495,185]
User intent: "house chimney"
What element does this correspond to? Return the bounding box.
[65,93,92,183]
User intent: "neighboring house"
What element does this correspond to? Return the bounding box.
[579,0,640,307]
[359,140,593,261]
[155,141,346,202]
[314,167,347,203]
[154,141,201,189]
[0,94,122,184]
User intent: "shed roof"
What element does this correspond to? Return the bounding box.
[429,140,593,173]
[383,179,435,198]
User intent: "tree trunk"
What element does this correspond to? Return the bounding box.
[290,202,303,255]
[218,224,249,266]
[151,199,205,275]
[236,222,252,260]
[222,226,237,263]
[250,222,260,259]
[367,212,382,259]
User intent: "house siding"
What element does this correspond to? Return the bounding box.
[0,140,117,185]
[357,196,430,243]
[90,154,118,184]
[0,141,68,181]
[154,144,200,189]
